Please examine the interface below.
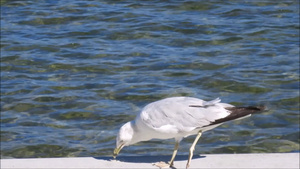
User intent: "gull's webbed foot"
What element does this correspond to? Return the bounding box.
[152,161,171,168]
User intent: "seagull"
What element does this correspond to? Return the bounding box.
[113,97,265,168]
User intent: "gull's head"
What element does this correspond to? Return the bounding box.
[113,121,134,158]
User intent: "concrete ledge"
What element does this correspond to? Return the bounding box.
[1,153,299,168]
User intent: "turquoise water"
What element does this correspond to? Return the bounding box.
[1,0,299,158]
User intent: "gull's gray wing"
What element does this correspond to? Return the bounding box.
[137,97,231,134]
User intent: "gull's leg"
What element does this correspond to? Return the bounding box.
[169,141,180,167]
[152,141,180,168]
[186,131,202,169]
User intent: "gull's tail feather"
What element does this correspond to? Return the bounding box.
[209,106,266,126]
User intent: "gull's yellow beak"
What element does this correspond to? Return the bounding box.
[113,144,124,159]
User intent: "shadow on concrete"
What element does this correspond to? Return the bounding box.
[94,154,205,163]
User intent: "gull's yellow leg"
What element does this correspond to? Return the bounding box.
[153,141,180,168]
[169,141,180,167]
[186,131,202,169]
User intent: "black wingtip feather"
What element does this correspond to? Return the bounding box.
[226,105,266,114]
[207,106,266,126]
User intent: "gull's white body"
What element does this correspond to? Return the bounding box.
[130,97,233,144]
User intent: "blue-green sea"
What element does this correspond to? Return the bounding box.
[1,0,299,158]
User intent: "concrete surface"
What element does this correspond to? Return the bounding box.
[1,153,299,169]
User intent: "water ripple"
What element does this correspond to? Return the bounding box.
[1,0,299,158]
